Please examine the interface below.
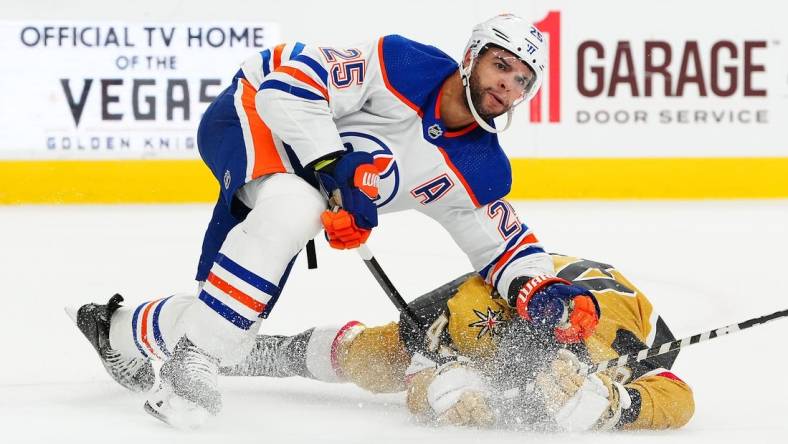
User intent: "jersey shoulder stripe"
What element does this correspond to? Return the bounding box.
[259,79,326,101]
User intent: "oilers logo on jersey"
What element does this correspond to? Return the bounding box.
[340,131,400,209]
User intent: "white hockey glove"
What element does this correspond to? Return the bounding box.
[427,361,495,427]
[535,349,631,431]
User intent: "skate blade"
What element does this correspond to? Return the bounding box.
[64,306,78,324]
[145,390,210,429]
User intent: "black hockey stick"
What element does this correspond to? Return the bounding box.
[356,244,788,391]
[356,245,423,333]
[580,307,788,377]
[501,307,788,397]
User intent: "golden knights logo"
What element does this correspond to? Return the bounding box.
[468,307,505,339]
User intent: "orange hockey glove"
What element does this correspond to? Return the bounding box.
[321,208,372,249]
[314,152,380,250]
[515,275,601,343]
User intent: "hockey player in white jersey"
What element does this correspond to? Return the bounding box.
[70,14,601,428]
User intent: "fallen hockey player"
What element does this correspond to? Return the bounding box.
[71,253,694,430]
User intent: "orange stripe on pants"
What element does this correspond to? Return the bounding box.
[239,78,286,178]
[140,300,162,359]
[206,272,266,313]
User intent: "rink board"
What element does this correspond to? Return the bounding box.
[2,157,788,203]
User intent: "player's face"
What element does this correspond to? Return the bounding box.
[468,47,535,119]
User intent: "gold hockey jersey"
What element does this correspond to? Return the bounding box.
[339,254,694,429]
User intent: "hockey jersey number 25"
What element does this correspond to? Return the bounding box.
[196,35,553,299]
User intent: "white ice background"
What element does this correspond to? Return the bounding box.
[1,200,787,443]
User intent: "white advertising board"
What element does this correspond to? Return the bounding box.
[500,4,788,158]
[0,21,280,159]
[1,1,787,160]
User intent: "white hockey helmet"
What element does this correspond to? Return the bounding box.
[461,14,547,133]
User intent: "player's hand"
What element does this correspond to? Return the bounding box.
[427,362,494,427]
[515,275,600,343]
[535,349,631,431]
[313,151,379,249]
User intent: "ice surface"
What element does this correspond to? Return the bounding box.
[1,201,787,442]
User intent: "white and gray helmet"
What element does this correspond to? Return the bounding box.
[461,14,548,133]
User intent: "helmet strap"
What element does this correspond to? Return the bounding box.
[460,64,513,134]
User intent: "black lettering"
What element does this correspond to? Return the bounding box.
[79,27,94,47]
[122,27,135,47]
[20,26,40,46]
[43,27,54,46]
[101,79,123,120]
[105,27,119,47]
[60,78,93,127]
[160,27,175,47]
[132,79,156,120]
[143,27,155,46]
[187,27,202,47]
[206,28,225,47]
[252,27,265,47]
[58,27,69,47]
[167,79,190,120]
[229,28,249,47]
[199,79,221,104]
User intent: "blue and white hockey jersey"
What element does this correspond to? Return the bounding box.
[195,35,553,300]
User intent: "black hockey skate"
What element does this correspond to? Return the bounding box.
[144,336,221,428]
[66,293,155,393]
[219,330,314,378]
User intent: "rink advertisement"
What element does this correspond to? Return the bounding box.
[0,21,280,159]
[499,6,788,159]
[0,1,786,202]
